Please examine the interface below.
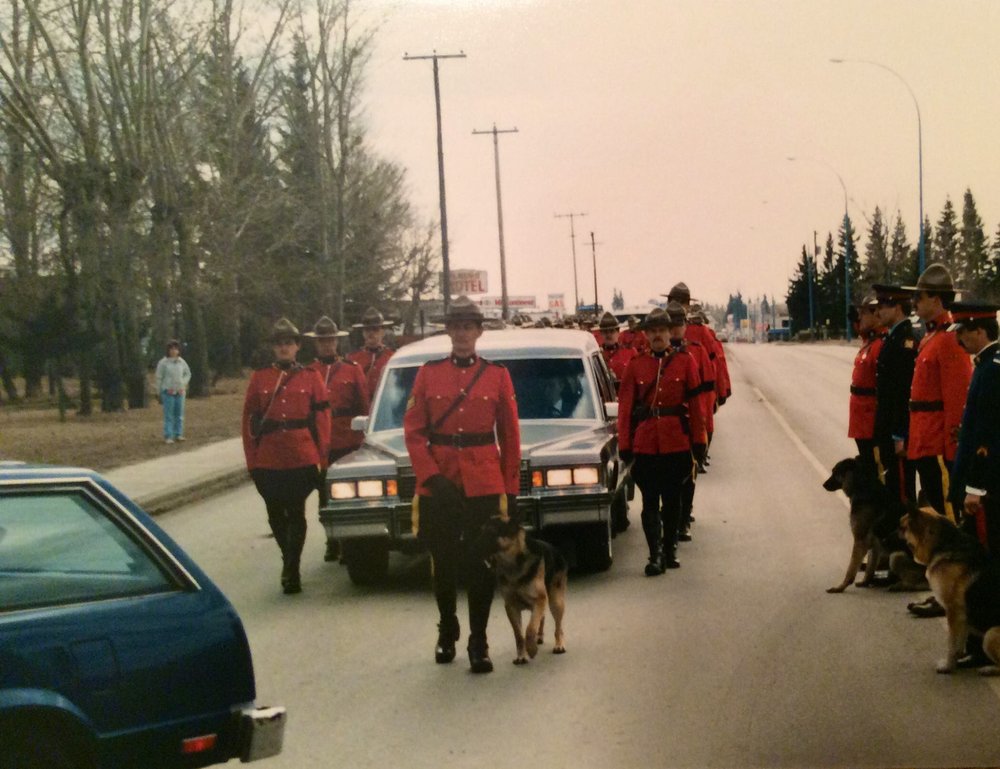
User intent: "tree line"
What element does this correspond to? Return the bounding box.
[784,188,1000,335]
[0,0,439,412]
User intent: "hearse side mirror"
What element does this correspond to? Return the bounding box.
[603,402,618,420]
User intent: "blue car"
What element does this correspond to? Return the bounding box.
[0,462,285,768]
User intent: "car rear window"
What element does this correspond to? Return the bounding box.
[372,358,595,430]
[0,490,176,611]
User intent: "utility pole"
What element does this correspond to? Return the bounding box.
[473,123,518,320]
[588,231,601,311]
[404,50,466,313]
[555,212,586,311]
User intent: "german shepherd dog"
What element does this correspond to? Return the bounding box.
[901,505,1000,675]
[822,457,910,593]
[478,518,568,664]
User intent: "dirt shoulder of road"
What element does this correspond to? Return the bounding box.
[0,376,247,472]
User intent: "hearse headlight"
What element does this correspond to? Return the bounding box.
[356,479,385,498]
[572,467,600,485]
[330,481,357,500]
[546,469,573,487]
[543,466,600,487]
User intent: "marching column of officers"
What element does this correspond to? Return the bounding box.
[240,287,732,673]
[241,309,394,594]
[848,263,1000,629]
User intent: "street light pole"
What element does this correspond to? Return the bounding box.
[787,156,852,341]
[404,50,466,313]
[830,57,924,275]
[473,124,518,320]
[555,212,586,311]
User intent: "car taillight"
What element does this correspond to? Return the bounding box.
[182,734,217,754]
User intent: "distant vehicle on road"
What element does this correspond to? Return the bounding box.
[0,462,285,769]
[320,329,631,584]
[767,327,792,342]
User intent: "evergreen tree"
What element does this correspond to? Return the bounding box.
[861,206,889,285]
[934,197,960,279]
[785,245,814,333]
[888,211,915,285]
[910,215,933,285]
[817,232,839,332]
[984,222,1000,301]
[959,187,988,294]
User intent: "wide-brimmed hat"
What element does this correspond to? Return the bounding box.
[947,301,1000,332]
[352,307,394,330]
[268,317,301,342]
[662,282,691,303]
[304,315,348,339]
[435,295,485,324]
[901,262,957,294]
[642,306,683,330]
[598,311,620,331]
[688,303,707,324]
[666,300,687,326]
[871,283,910,304]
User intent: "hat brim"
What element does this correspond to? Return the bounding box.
[303,330,349,338]
[351,321,394,329]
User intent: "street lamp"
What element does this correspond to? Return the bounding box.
[830,57,924,275]
[787,156,852,341]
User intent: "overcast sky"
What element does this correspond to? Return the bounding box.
[355,0,1000,309]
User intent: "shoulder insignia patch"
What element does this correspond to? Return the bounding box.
[904,340,915,349]
[406,395,416,411]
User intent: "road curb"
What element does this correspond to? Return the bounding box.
[135,468,250,516]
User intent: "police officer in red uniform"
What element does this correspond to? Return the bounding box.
[598,311,637,386]
[900,264,973,618]
[305,316,370,562]
[902,264,972,521]
[348,307,395,399]
[617,305,707,576]
[243,318,331,594]
[665,302,711,538]
[848,293,886,472]
[403,296,521,674]
[690,303,732,408]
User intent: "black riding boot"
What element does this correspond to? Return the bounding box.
[435,615,460,664]
[641,509,664,576]
[467,633,494,674]
[282,518,307,594]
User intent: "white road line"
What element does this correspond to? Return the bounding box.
[752,385,848,509]
[755,384,1000,698]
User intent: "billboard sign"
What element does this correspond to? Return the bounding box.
[477,295,537,308]
[446,269,488,295]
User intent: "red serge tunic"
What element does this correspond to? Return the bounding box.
[601,344,637,383]
[403,356,521,497]
[242,365,331,471]
[347,346,395,400]
[684,339,715,434]
[848,329,886,440]
[617,348,707,455]
[306,358,370,456]
[907,312,972,462]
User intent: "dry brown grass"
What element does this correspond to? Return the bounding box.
[0,375,247,472]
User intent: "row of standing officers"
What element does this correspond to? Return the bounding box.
[848,262,1000,621]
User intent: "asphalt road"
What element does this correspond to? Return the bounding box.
[161,342,1000,769]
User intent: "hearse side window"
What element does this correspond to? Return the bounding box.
[590,353,616,405]
[372,366,420,431]
[503,359,595,420]
[0,490,175,612]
